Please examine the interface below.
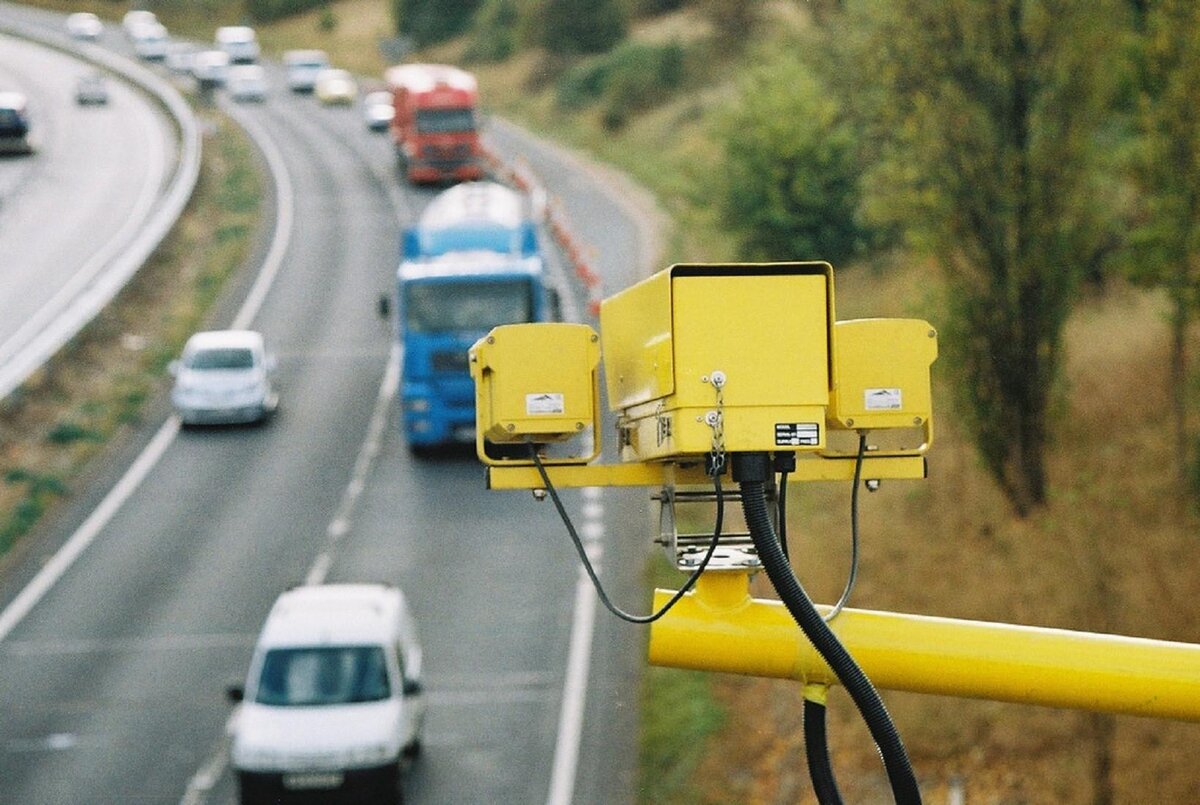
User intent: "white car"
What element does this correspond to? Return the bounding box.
[315,68,357,105]
[122,9,157,36]
[215,25,260,64]
[228,584,425,805]
[363,90,394,132]
[164,42,198,75]
[131,22,168,61]
[283,49,329,93]
[169,330,277,425]
[226,65,268,103]
[66,12,103,41]
[191,49,231,90]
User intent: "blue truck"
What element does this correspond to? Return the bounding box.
[396,182,557,452]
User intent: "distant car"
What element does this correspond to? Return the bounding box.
[122,9,157,36]
[228,584,426,805]
[283,49,329,93]
[170,330,278,426]
[314,68,356,105]
[191,49,231,91]
[131,22,168,61]
[0,92,33,155]
[164,42,198,75]
[362,90,394,132]
[66,12,103,41]
[74,72,108,106]
[215,25,260,64]
[226,65,268,103]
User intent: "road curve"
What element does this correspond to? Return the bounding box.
[0,5,200,400]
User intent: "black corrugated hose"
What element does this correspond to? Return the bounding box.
[732,452,922,805]
[803,693,843,805]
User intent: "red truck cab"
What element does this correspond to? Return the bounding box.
[385,63,485,185]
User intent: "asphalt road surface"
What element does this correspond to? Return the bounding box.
[0,12,661,805]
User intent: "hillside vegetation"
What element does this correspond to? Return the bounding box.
[11,0,1200,801]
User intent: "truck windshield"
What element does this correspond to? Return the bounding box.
[405,278,533,333]
[415,107,475,134]
[254,646,391,706]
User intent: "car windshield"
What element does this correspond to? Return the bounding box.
[187,347,254,370]
[405,278,533,333]
[415,108,475,135]
[254,646,391,706]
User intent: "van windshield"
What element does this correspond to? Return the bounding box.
[254,646,391,706]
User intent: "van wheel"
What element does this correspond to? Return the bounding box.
[403,738,422,759]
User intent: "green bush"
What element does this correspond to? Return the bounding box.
[46,421,103,445]
[391,0,482,45]
[464,0,519,63]
[246,0,328,23]
[520,0,627,56]
[715,53,873,264]
[556,40,685,118]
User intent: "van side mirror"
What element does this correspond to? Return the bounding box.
[402,677,423,697]
[168,360,181,377]
[226,685,244,703]
[400,228,420,259]
[378,293,391,320]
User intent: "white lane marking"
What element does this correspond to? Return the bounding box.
[223,105,295,331]
[181,340,399,805]
[0,419,179,644]
[547,486,604,805]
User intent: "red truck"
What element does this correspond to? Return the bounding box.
[385,63,485,185]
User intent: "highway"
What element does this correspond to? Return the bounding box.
[0,32,177,387]
[0,10,659,804]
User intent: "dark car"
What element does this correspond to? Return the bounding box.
[0,92,33,155]
[75,73,109,106]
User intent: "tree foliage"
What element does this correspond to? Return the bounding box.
[714,52,870,265]
[390,0,482,45]
[1130,0,1200,481]
[832,0,1125,514]
[519,0,627,55]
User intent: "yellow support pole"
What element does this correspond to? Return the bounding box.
[649,573,1200,722]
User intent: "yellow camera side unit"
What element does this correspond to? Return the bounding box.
[469,322,600,465]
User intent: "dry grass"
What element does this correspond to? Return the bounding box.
[677,278,1200,803]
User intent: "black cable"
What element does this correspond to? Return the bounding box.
[778,469,790,561]
[530,445,724,624]
[804,694,844,805]
[825,432,867,622]
[735,454,922,805]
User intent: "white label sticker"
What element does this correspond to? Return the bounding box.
[864,388,902,410]
[526,393,565,415]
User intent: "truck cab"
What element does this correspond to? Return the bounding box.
[385,63,484,185]
[396,182,554,452]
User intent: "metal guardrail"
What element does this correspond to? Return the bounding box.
[0,8,201,401]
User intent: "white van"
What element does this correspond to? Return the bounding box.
[228,584,426,804]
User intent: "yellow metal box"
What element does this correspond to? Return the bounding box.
[470,323,600,457]
[828,318,937,444]
[600,263,834,460]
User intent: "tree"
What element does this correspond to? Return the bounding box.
[834,0,1124,515]
[1130,0,1200,484]
[519,0,627,55]
[715,52,871,264]
[390,0,482,46]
